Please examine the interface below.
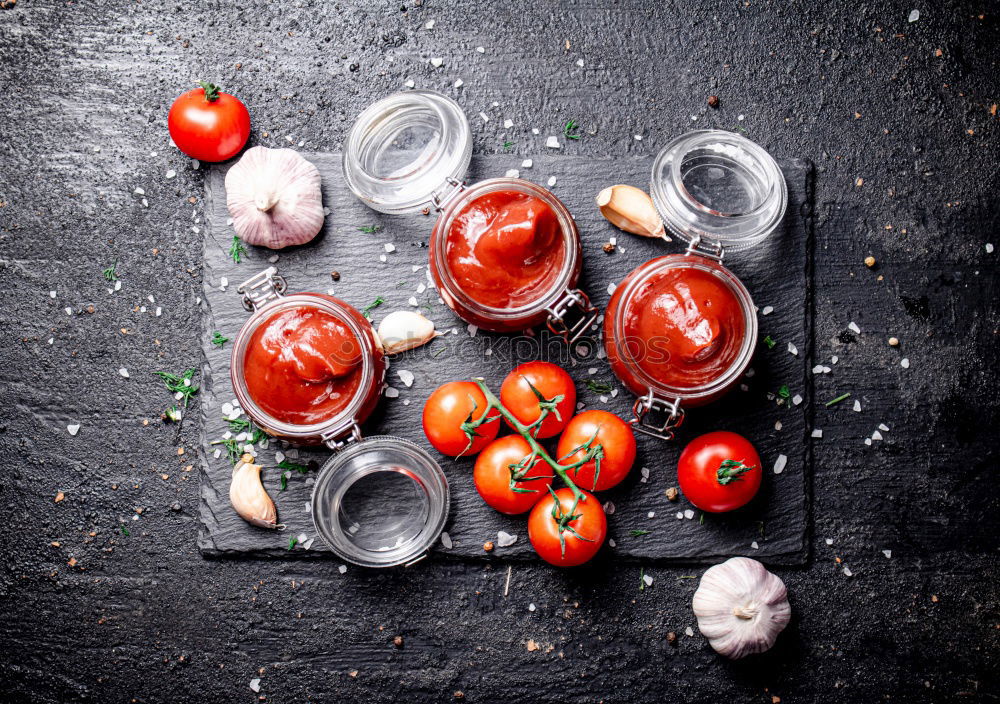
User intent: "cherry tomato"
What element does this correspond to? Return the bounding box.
[528,487,606,567]
[499,361,576,438]
[677,431,762,512]
[473,436,553,514]
[168,81,251,162]
[556,410,636,491]
[422,381,500,456]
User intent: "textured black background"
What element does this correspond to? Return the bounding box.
[0,1,997,702]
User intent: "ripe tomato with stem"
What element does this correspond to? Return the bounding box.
[473,435,553,514]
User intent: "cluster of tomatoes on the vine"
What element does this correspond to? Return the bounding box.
[422,360,766,568]
[422,361,637,566]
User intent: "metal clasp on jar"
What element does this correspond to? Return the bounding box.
[431,176,467,212]
[630,391,685,441]
[321,422,363,450]
[238,266,288,312]
[545,288,600,345]
[683,235,725,262]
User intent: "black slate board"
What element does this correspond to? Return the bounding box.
[198,153,814,565]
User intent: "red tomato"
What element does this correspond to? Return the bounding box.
[473,436,553,514]
[528,487,606,567]
[556,410,636,491]
[499,361,576,438]
[677,431,762,512]
[168,82,251,162]
[422,381,500,456]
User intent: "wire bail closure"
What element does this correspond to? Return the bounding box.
[238,266,287,312]
[545,288,600,345]
[683,235,725,262]
[322,422,364,451]
[630,391,685,441]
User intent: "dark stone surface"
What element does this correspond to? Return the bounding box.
[0,1,997,702]
[199,153,811,563]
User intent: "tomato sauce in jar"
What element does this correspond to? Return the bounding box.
[444,190,566,309]
[244,306,365,426]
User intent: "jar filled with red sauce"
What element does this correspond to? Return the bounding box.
[342,90,597,341]
[230,268,386,446]
[605,130,788,440]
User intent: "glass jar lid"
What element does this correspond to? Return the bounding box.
[311,436,449,567]
[342,90,472,215]
[650,130,787,254]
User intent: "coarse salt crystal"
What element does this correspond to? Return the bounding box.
[871,430,883,441]
[497,531,517,547]
[505,169,520,178]
[546,176,557,187]
[65,307,73,315]
[825,538,834,545]
[453,79,463,88]
[685,627,694,637]
[647,511,655,518]
[379,255,387,263]
[67,424,80,436]
[607,282,616,295]
[249,678,261,693]
[864,438,873,446]
[397,370,414,387]
[853,399,862,412]
[545,136,560,149]
[476,46,485,53]
[404,79,415,88]
[119,368,130,378]
[831,355,839,364]
[879,423,889,432]
[49,290,56,299]
[684,509,694,520]
[608,538,616,547]
[575,58,584,67]
[812,364,825,374]
[883,549,892,558]
[155,307,162,317]
[792,394,803,406]
[811,429,823,438]
[425,19,435,29]
[908,9,919,22]
[634,135,643,141]
[787,342,798,356]
[901,358,910,368]
[384,243,395,253]
[774,454,787,474]
[165,169,176,179]
[338,564,347,574]
[521,159,533,168]
[848,321,861,334]
[479,112,490,123]
[761,305,774,316]
[775,420,782,430]
[531,128,539,135]
[503,119,513,129]
[220,277,228,290]
[642,574,654,587]
[751,541,759,549]
[384,387,400,398]
[134,187,144,195]
[986,243,994,253]
[843,566,853,577]
[429,57,443,67]
[676,512,684,519]
[467,323,478,337]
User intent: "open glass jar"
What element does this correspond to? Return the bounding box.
[604,130,788,440]
[343,90,597,342]
[231,267,448,566]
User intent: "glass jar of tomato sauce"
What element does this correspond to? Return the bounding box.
[231,267,449,567]
[604,130,788,440]
[342,90,597,342]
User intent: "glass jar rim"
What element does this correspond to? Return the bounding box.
[342,90,472,215]
[650,129,787,253]
[431,177,581,320]
[311,435,449,568]
[610,255,757,401]
[230,294,379,441]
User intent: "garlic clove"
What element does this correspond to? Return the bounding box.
[225,146,325,250]
[377,310,441,354]
[230,453,278,529]
[596,184,669,240]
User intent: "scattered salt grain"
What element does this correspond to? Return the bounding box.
[773,454,787,474]
[479,112,490,123]
[684,509,695,520]
[607,282,616,295]
[685,627,694,637]
[338,564,348,574]
[787,342,798,356]
[825,538,834,545]
[792,394,803,406]
[676,512,684,519]
[384,387,400,399]
[531,128,539,135]
[908,9,920,22]
[853,399,862,412]
[843,566,853,577]
[901,358,910,368]
[545,136,561,149]
[871,430,883,441]
[404,79,415,88]
[864,438,873,446]
[831,355,839,364]
[812,364,825,374]
[453,79,463,88]
[608,538,617,547]
[883,549,892,559]
[986,243,994,254]
[429,57,443,67]
[119,368,130,378]
[878,423,889,432]
[249,678,261,693]
[634,135,643,141]
[220,277,228,291]
[521,159,533,168]
[192,159,200,170]
[761,305,774,316]
[774,420,782,430]
[67,424,80,436]
[64,307,73,315]
[155,307,162,317]
[467,323,478,337]
[848,321,861,334]
[476,46,485,53]
[505,169,520,178]
[503,119,514,129]
[165,169,176,179]
[384,243,395,253]
[497,531,517,547]
[647,511,655,518]
[575,58,584,67]
[642,574,654,587]
[397,370,414,387]
[439,531,452,548]
[547,176,557,187]
[425,19,435,29]
[379,255,387,263]
[751,541,759,549]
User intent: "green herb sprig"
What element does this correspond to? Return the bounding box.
[629,529,651,537]
[102,261,119,282]
[563,119,581,140]
[357,225,382,234]
[585,379,613,394]
[228,235,247,264]
[762,335,776,349]
[153,368,199,407]
[211,331,229,348]
[362,296,385,319]
[825,392,852,407]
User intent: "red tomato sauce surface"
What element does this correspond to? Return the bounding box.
[445,191,565,308]
[244,306,363,425]
[622,266,746,389]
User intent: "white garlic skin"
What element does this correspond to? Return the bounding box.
[692,556,791,659]
[377,310,439,354]
[225,146,325,249]
[230,454,278,529]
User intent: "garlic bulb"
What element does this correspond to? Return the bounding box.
[225,146,324,249]
[596,184,668,239]
[377,310,440,354]
[230,453,278,529]
[692,557,791,659]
